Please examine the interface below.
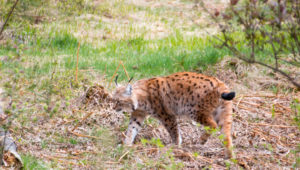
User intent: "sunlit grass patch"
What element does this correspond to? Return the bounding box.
[1,29,228,82]
[22,154,50,170]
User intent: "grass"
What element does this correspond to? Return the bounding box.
[22,154,50,170]
[0,28,230,82]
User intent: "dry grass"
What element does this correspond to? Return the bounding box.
[0,0,299,169]
[0,60,299,169]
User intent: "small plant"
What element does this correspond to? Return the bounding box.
[22,154,50,170]
[200,0,300,89]
[69,138,78,145]
[141,138,165,148]
[291,98,300,129]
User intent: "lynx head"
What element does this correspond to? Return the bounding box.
[112,76,135,113]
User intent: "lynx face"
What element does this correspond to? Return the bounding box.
[112,85,135,113]
[112,72,235,157]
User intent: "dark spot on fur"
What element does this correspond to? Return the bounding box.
[203,85,206,88]
[172,78,175,81]
[178,83,183,88]
[166,93,171,98]
[167,81,171,88]
[175,74,179,77]
[183,73,189,76]
[193,83,197,86]
[200,77,204,79]
[204,90,207,93]
[136,121,141,126]
[210,81,214,87]
[163,87,165,91]
[197,94,200,98]
[187,86,191,92]
[192,76,195,78]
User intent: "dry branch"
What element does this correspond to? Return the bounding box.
[0,0,19,39]
[118,150,129,162]
[71,111,94,131]
[42,155,84,167]
[68,130,101,140]
[250,122,297,128]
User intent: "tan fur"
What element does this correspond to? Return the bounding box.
[112,72,234,157]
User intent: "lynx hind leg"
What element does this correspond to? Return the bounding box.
[215,102,234,158]
[160,114,182,146]
[124,111,146,145]
[197,116,218,144]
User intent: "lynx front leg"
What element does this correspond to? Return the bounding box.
[124,111,146,145]
[160,114,182,146]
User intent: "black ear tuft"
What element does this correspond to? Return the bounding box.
[221,92,236,100]
[128,77,134,83]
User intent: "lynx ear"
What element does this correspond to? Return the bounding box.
[114,75,119,87]
[125,84,132,96]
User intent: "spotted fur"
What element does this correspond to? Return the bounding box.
[112,72,235,157]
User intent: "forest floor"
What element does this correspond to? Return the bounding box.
[0,0,299,169]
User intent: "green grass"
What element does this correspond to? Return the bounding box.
[0,30,229,82]
[22,154,50,170]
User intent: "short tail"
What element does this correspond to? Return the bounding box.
[221,92,236,100]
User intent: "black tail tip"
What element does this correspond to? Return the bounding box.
[221,92,236,100]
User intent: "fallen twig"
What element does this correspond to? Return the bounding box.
[71,111,94,131]
[235,95,244,109]
[118,150,129,162]
[242,95,285,98]
[250,123,297,128]
[42,154,84,167]
[234,117,297,129]
[240,100,291,115]
[68,130,101,140]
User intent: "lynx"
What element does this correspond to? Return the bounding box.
[112,72,235,157]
